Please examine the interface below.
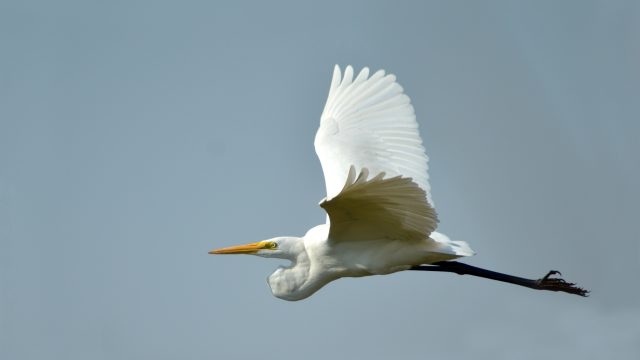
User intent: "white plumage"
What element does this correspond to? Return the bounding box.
[211,65,474,301]
[316,65,432,204]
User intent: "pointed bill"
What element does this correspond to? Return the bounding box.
[209,241,269,255]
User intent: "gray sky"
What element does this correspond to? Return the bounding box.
[1,1,639,359]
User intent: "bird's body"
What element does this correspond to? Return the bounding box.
[265,226,466,301]
[210,65,588,300]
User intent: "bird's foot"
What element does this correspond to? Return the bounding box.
[535,270,589,297]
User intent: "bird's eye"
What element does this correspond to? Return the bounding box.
[270,242,278,249]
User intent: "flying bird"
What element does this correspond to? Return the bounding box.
[210,65,588,301]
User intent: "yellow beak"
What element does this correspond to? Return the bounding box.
[208,241,269,255]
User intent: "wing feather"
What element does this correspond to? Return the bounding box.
[315,65,433,206]
[315,65,438,243]
[320,167,438,242]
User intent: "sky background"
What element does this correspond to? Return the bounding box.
[1,1,639,359]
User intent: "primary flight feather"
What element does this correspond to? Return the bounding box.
[210,65,588,300]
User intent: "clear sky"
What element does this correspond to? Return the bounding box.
[1,1,639,359]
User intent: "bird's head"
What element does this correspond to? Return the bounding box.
[209,236,303,260]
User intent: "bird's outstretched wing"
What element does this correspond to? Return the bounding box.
[314,65,433,205]
[320,166,438,242]
[315,65,437,242]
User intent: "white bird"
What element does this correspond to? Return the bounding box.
[210,65,587,301]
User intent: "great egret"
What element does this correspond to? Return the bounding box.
[210,65,588,301]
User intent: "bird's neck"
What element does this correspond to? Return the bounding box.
[267,240,329,301]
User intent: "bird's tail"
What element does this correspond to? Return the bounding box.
[429,231,475,257]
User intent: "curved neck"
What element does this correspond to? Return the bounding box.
[267,240,329,301]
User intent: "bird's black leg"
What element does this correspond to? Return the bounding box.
[410,261,589,297]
